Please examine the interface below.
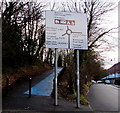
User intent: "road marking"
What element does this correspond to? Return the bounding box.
[88,104,93,111]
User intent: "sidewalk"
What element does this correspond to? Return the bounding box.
[2,69,92,112]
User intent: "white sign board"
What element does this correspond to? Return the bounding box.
[45,11,88,50]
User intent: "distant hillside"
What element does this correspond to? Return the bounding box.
[108,62,120,74]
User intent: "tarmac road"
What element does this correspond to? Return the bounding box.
[88,83,119,111]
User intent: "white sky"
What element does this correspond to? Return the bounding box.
[101,0,119,69]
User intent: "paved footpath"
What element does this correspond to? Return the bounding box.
[24,68,63,96]
[2,68,92,112]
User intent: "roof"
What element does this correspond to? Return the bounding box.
[108,62,120,74]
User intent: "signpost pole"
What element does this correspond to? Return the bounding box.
[76,49,80,108]
[55,48,58,106]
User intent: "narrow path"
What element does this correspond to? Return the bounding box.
[24,68,63,96]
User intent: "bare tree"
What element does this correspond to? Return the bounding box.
[2,1,46,68]
[63,0,116,49]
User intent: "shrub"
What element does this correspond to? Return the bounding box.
[80,95,89,105]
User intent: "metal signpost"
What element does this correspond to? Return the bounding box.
[45,11,88,107]
[76,50,80,108]
[55,48,58,105]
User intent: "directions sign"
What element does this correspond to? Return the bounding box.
[45,11,88,50]
[55,19,75,25]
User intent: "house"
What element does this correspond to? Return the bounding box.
[101,62,120,85]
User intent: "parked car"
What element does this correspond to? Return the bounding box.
[104,80,110,84]
[97,80,102,83]
[91,80,96,83]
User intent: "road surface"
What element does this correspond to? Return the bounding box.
[88,84,119,111]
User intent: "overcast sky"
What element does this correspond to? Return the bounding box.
[101,0,119,69]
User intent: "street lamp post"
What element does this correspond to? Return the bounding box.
[111,58,116,84]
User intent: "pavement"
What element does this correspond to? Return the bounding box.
[2,69,92,112]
